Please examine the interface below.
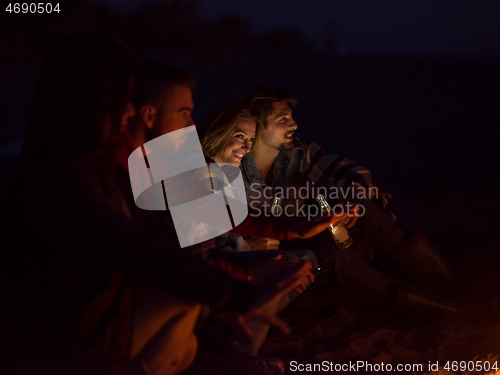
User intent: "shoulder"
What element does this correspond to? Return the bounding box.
[240,153,265,186]
[292,134,324,159]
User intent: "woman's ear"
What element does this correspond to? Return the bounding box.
[140,105,157,129]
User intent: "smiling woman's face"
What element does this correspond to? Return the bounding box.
[214,118,256,166]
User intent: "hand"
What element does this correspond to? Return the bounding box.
[221,309,290,341]
[343,215,358,228]
[375,190,397,221]
[246,237,280,251]
[248,258,313,310]
[381,191,393,207]
[293,269,315,293]
[368,175,392,208]
[341,201,360,228]
[287,204,359,239]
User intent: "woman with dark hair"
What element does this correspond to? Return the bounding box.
[0,35,329,375]
[0,34,142,369]
[21,36,134,159]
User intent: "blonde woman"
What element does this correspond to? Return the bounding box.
[201,101,319,373]
[202,101,283,253]
[202,101,258,165]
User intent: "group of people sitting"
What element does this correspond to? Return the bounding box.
[0,35,479,375]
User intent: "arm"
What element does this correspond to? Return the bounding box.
[296,136,392,208]
[68,159,320,313]
[232,202,359,241]
[32,159,256,313]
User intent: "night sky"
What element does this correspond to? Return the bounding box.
[95,0,500,59]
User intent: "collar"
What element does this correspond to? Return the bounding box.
[271,135,307,184]
[240,153,265,187]
[241,135,307,187]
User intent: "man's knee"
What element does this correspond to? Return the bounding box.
[160,331,198,375]
[132,289,201,375]
[351,199,405,255]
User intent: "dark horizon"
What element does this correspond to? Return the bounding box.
[94,0,500,60]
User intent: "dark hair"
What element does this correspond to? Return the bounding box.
[241,86,297,128]
[131,61,196,111]
[22,34,135,159]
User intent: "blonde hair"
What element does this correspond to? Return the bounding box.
[201,102,261,159]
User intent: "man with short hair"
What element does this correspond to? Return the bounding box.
[128,61,196,148]
[241,86,457,312]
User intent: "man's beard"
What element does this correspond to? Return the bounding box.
[278,141,295,152]
[277,130,296,152]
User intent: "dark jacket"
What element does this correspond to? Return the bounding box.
[0,152,253,362]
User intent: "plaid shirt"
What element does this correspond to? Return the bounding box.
[240,135,391,217]
[276,135,375,190]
